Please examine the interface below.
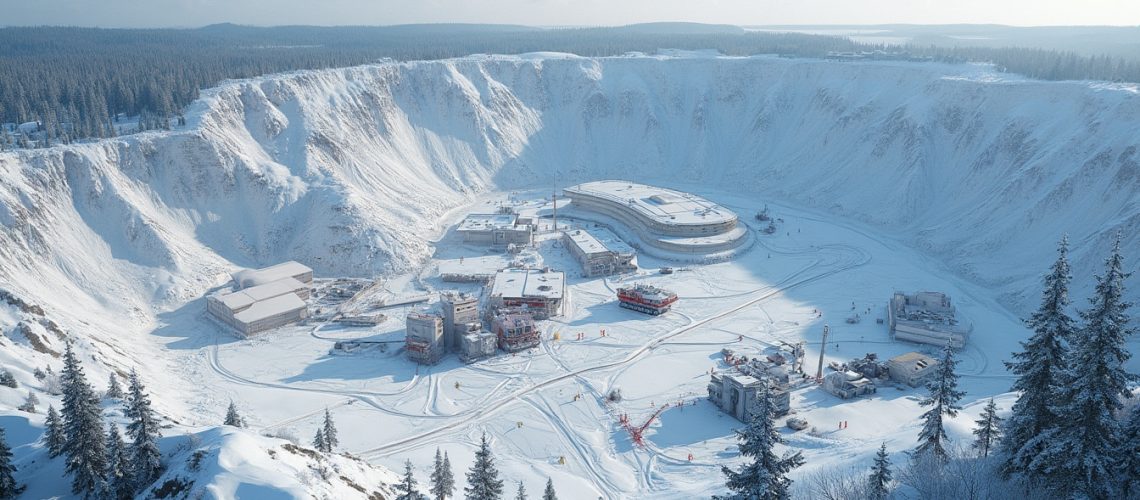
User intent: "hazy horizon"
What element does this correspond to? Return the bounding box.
[3,0,1139,29]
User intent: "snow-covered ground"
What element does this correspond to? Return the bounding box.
[1,52,1139,497]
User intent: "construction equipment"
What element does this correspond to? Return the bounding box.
[617,284,679,315]
[619,405,669,447]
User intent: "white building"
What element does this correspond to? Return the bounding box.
[488,268,565,319]
[406,312,444,365]
[207,261,313,336]
[563,229,636,277]
[564,180,748,254]
[440,291,480,352]
[457,213,534,248]
[888,291,972,348]
[887,352,940,387]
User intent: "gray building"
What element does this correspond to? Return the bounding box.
[406,312,444,365]
[440,291,480,352]
[707,372,791,422]
[207,262,313,336]
[563,229,636,277]
[887,352,940,387]
[888,291,972,348]
[457,213,534,248]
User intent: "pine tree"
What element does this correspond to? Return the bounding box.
[124,369,162,491]
[541,478,556,500]
[223,401,243,427]
[60,342,108,496]
[1120,404,1140,498]
[714,381,804,500]
[1001,237,1075,476]
[914,343,964,462]
[312,428,326,452]
[396,459,423,500]
[868,443,891,499]
[321,408,338,452]
[0,428,19,499]
[430,448,456,500]
[0,370,16,388]
[465,432,504,500]
[972,398,1002,458]
[1031,237,1134,498]
[17,391,38,413]
[514,481,526,500]
[105,373,123,399]
[44,405,66,457]
[105,425,133,500]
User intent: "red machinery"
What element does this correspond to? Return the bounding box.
[619,404,669,447]
[617,284,678,315]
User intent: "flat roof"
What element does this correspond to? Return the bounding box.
[231,261,312,289]
[215,277,307,311]
[232,293,306,324]
[565,229,609,256]
[457,213,521,232]
[565,180,737,226]
[492,268,565,300]
[889,352,938,364]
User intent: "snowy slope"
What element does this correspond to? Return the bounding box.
[1,52,1139,497]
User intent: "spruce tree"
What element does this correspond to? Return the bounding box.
[514,481,526,500]
[714,381,804,500]
[1001,236,1075,476]
[312,428,326,452]
[465,432,504,500]
[105,373,123,399]
[1031,237,1134,498]
[430,448,456,500]
[223,401,243,427]
[541,478,556,500]
[868,443,891,500]
[972,398,1002,458]
[105,425,133,500]
[1120,404,1140,498]
[0,428,19,499]
[321,408,338,452]
[60,342,108,496]
[396,459,423,500]
[44,404,66,457]
[124,369,162,490]
[914,343,964,462]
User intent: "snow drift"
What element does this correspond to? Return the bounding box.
[1,52,1139,346]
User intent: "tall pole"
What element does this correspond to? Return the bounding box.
[816,324,830,381]
[552,171,558,233]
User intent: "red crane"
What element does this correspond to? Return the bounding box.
[619,404,670,447]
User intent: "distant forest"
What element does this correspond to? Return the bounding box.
[2,24,1139,147]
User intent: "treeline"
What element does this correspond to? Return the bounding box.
[3,24,1140,148]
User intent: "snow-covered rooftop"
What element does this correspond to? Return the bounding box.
[457,213,519,232]
[491,268,565,300]
[565,229,609,256]
[231,261,312,289]
[232,293,306,324]
[565,180,736,227]
[214,277,308,311]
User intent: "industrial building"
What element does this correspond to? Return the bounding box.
[206,262,313,336]
[488,268,565,319]
[491,312,540,352]
[456,211,534,248]
[440,291,480,352]
[564,180,748,254]
[887,352,940,387]
[617,284,678,315]
[405,312,444,365]
[822,371,877,399]
[707,372,791,422]
[459,331,498,363]
[888,291,972,348]
[563,229,636,277]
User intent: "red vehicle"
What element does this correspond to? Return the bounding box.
[617,284,678,315]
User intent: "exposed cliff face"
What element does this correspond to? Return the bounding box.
[1,53,1138,331]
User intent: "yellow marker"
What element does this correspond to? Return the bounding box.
[553,331,561,341]
[558,456,566,465]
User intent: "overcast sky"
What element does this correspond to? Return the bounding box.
[4,0,1140,28]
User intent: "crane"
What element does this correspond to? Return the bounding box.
[815,324,830,382]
